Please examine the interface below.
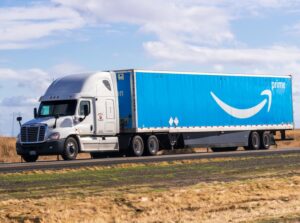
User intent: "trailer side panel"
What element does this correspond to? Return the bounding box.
[134,71,293,131]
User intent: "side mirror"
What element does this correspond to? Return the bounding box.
[16,116,22,127]
[83,104,89,116]
[34,108,38,118]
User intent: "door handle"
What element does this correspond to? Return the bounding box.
[90,125,93,131]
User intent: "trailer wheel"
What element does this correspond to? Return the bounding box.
[62,137,78,160]
[131,135,144,156]
[146,135,159,155]
[245,131,261,150]
[22,154,38,162]
[261,131,271,150]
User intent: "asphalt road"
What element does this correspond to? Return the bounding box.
[0,148,299,173]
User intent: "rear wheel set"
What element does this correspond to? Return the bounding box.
[245,131,272,150]
[130,135,160,156]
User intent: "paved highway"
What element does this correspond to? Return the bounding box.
[0,148,299,173]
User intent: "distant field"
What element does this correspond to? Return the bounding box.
[0,153,300,222]
[0,130,299,163]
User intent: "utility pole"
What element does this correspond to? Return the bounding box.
[11,112,15,137]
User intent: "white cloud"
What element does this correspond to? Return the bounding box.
[53,0,234,46]
[0,4,85,49]
[0,68,50,92]
[144,42,300,67]
[1,96,38,107]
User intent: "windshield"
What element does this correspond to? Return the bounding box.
[38,100,77,117]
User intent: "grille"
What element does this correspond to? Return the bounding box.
[21,125,46,143]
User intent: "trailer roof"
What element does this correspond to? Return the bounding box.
[114,69,291,79]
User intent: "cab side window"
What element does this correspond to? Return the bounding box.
[79,101,91,116]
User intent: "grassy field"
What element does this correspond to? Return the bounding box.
[0,130,299,163]
[0,154,300,222]
[0,130,300,222]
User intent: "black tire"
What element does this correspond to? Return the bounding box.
[131,135,144,157]
[245,131,261,150]
[62,137,78,160]
[22,154,38,162]
[211,147,238,152]
[261,131,271,150]
[146,135,159,155]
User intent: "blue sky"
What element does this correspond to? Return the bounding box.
[0,0,300,136]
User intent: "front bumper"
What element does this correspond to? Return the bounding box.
[16,139,66,155]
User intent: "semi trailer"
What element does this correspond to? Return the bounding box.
[16,69,294,162]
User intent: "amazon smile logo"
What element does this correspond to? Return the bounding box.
[210,90,272,119]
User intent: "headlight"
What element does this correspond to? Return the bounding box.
[47,132,60,140]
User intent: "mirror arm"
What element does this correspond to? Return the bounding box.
[53,115,59,128]
[79,115,87,122]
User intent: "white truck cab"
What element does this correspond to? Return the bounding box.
[16,71,120,162]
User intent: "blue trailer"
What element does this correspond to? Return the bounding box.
[16,69,294,161]
[116,69,293,153]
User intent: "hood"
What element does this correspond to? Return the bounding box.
[23,116,74,128]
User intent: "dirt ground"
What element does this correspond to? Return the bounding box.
[0,153,300,222]
[0,130,299,163]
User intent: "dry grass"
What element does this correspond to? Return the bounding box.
[1,175,300,223]
[0,137,18,163]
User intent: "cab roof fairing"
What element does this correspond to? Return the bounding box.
[39,72,112,102]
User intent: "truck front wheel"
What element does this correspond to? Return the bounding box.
[62,137,78,160]
[22,154,38,162]
[131,135,144,157]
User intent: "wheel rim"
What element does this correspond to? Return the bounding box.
[252,133,260,149]
[263,134,270,147]
[67,141,76,156]
[252,136,257,147]
[148,139,157,153]
[133,138,143,155]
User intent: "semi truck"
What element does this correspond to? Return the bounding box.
[16,69,294,162]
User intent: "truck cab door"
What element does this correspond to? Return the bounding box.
[96,98,116,135]
[76,99,95,135]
